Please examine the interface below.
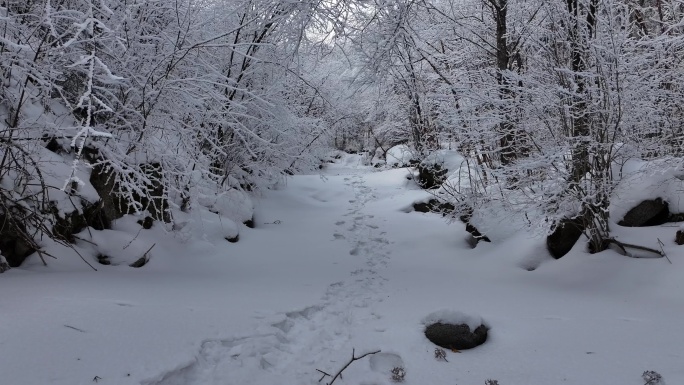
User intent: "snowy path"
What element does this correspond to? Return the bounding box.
[3,155,684,385]
[150,174,396,385]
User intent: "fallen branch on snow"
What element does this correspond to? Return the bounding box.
[606,238,664,259]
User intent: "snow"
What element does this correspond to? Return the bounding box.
[421,310,485,331]
[2,154,684,385]
[420,149,467,172]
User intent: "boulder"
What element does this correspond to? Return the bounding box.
[52,200,110,242]
[465,223,491,243]
[417,164,447,189]
[129,256,149,268]
[417,150,468,189]
[676,230,684,246]
[137,216,154,230]
[244,216,255,228]
[424,322,488,350]
[412,199,455,215]
[547,217,585,259]
[0,255,10,273]
[618,198,670,227]
[459,210,490,247]
[0,213,37,267]
[90,161,170,224]
[669,213,684,222]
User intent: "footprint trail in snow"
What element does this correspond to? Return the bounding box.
[149,174,393,385]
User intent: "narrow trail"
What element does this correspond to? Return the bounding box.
[149,173,395,385]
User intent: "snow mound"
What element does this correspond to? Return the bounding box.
[421,309,486,331]
[385,145,416,167]
[611,158,684,222]
[77,227,154,266]
[198,188,254,224]
[420,149,466,172]
[419,149,483,192]
[441,161,482,194]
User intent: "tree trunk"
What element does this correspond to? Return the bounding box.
[490,0,518,166]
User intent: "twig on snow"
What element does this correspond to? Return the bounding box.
[64,324,86,333]
[317,349,381,385]
[656,238,672,264]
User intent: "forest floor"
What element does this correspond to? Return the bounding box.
[1,154,683,385]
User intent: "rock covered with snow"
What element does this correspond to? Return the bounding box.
[676,230,684,245]
[416,150,478,190]
[385,145,417,168]
[198,188,254,226]
[547,217,585,259]
[417,150,460,189]
[611,159,684,224]
[618,198,670,227]
[422,310,488,350]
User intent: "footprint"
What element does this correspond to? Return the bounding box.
[272,318,295,333]
[369,352,405,373]
[285,305,321,320]
[333,234,345,240]
[335,221,346,226]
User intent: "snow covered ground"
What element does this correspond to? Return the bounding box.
[2,154,683,385]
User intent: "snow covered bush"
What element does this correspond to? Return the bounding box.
[0,0,354,265]
[347,0,684,253]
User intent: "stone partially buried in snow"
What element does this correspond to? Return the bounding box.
[676,230,684,246]
[199,188,254,226]
[618,198,669,227]
[0,214,37,268]
[417,150,468,189]
[547,217,584,259]
[422,310,488,350]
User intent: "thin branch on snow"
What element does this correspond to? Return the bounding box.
[316,349,381,385]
